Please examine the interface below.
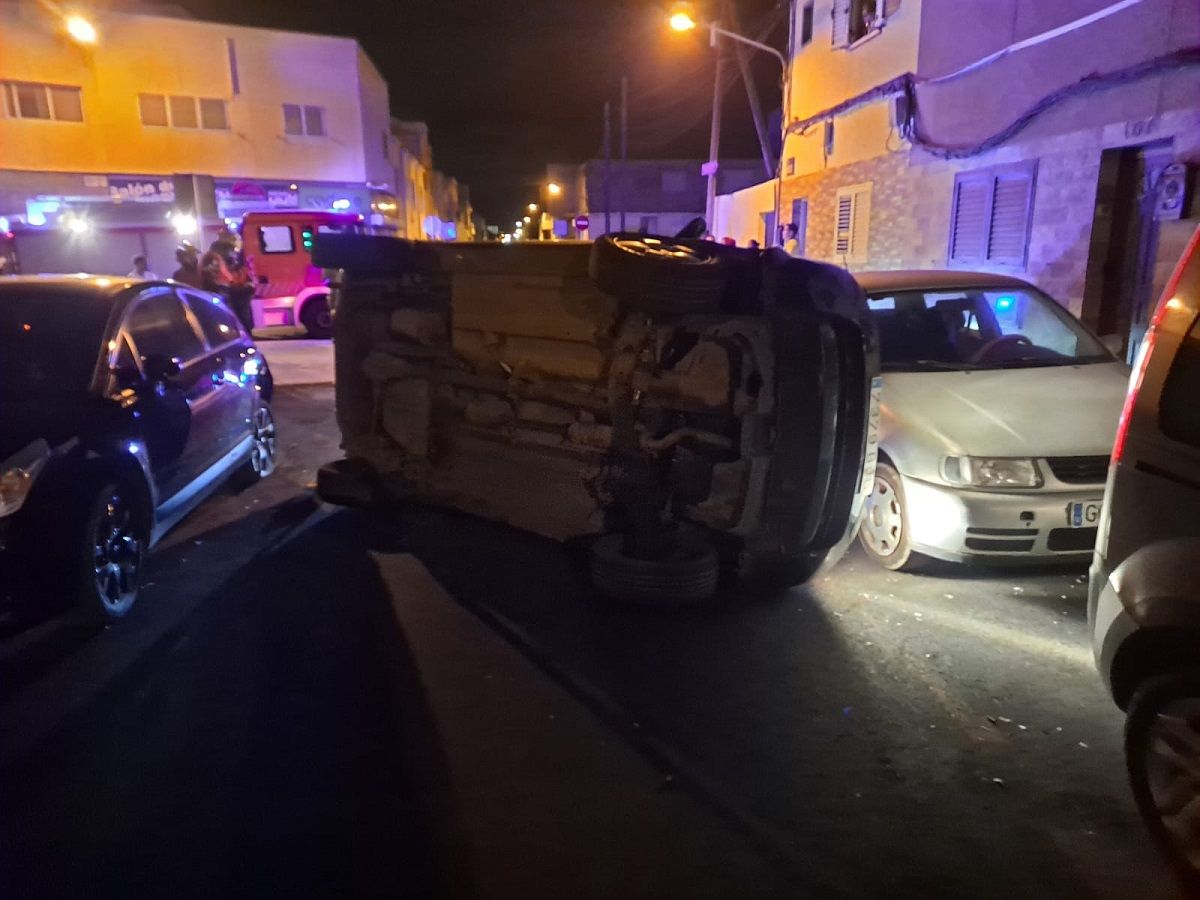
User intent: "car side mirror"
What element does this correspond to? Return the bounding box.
[142,354,182,384]
[1100,334,1124,356]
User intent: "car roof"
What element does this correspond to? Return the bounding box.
[853,270,1036,294]
[0,274,149,298]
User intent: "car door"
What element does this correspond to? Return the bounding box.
[179,289,255,456]
[120,288,223,500]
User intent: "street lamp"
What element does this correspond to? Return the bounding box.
[65,14,97,43]
[527,203,538,213]
[667,1,787,230]
[546,182,562,197]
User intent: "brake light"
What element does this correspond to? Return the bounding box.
[1111,329,1155,462]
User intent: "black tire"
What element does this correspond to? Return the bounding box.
[590,533,720,606]
[300,294,333,339]
[857,462,924,572]
[589,233,726,315]
[1126,671,1200,894]
[736,550,827,594]
[78,481,147,622]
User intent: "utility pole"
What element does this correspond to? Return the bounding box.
[620,75,628,232]
[725,0,776,178]
[603,101,612,235]
[705,38,726,230]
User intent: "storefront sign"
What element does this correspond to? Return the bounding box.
[108,177,175,203]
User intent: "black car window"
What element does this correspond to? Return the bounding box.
[1160,314,1200,448]
[182,291,243,347]
[124,291,204,364]
[0,287,111,395]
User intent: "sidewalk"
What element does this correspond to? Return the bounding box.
[374,553,796,900]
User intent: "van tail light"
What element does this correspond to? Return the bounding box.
[1112,329,1156,463]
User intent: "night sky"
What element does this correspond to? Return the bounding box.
[178,0,787,224]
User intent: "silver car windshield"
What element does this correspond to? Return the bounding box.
[867,287,1110,372]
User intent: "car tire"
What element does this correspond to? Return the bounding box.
[235,402,278,486]
[590,533,720,606]
[1126,671,1200,894]
[300,294,334,339]
[78,481,147,623]
[589,233,726,316]
[735,550,827,594]
[858,462,923,571]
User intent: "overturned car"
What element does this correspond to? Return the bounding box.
[315,232,880,603]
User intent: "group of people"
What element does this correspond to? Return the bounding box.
[699,222,803,257]
[130,230,256,334]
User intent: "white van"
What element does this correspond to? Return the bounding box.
[1089,225,1200,890]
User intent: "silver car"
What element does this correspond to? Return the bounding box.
[854,271,1128,570]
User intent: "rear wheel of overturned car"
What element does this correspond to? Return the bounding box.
[589,234,726,316]
[235,402,278,487]
[590,533,720,606]
[1126,671,1200,894]
[300,294,334,339]
[79,481,147,622]
[858,462,922,571]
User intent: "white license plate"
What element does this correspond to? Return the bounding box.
[1066,501,1103,528]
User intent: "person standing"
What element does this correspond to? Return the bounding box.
[171,242,203,288]
[127,254,159,280]
[782,223,803,258]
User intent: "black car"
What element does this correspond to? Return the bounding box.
[0,276,276,621]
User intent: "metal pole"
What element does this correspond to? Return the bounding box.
[620,75,628,233]
[724,0,775,178]
[705,27,725,231]
[603,101,612,235]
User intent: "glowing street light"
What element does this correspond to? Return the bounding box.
[65,14,97,44]
[523,216,532,224]
[546,182,562,197]
[668,3,697,32]
[527,203,538,213]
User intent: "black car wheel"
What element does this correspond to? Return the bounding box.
[589,233,726,316]
[590,533,720,606]
[81,482,146,622]
[1127,671,1200,893]
[300,295,334,339]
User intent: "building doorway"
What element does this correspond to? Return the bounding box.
[1081,142,1174,362]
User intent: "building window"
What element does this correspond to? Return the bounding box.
[1,81,83,122]
[832,0,897,48]
[791,198,809,255]
[800,2,815,46]
[948,161,1037,268]
[786,157,796,176]
[139,94,227,130]
[834,182,871,263]
[283,103,325,137]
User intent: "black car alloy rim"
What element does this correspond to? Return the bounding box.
[251,405,278,476]
[92,491,141,613]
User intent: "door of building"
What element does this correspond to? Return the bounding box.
[1081,142,1174,362]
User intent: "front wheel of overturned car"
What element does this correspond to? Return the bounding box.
[234,403,278,487]
[589,233,726,316]
[857,462,923,572]
[79,481,147,623]
[590,533,720,606]
[300,294,334,339]
[1126,672,1200,894]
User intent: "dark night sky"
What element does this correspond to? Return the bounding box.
[175,0,787,223]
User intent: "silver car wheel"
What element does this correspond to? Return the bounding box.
[1142,698,1200,870]
[91,491,141,616]
[861,475,904,557]
[250,405,278,477]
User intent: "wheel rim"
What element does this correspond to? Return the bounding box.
[861,475,904,557]
[250,405,278,477]
[92,491,141,614]
[613,237,711,266]
[1142,698,1200,870]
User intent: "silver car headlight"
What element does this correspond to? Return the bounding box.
[943,456,1043,489]
[0,440,51,518]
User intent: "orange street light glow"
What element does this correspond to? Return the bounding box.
[66,15,97,44]
[546,182,562,196]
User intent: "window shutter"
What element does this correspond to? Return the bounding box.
[835,194,853,256]
[987,171,1033,264]
[849,185,871,262]
[831,0,852,47]
[949,178,989,262]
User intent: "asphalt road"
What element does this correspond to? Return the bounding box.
[0,341,1183,899]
